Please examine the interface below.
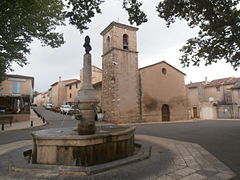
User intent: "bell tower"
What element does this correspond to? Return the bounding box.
[100,22,140,123]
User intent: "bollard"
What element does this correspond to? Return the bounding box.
[1,124,4,131]
[43,118,45,123]
[30,121,33,127]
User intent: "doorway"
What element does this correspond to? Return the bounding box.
[193,107,198,118]
[162,104,170,121]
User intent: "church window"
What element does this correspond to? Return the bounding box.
[162,68,167,75]
[107,36,110,50]
[123,34,128,49]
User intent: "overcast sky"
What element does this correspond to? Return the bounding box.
[11,0,240,92]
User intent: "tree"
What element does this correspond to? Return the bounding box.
[0,0,65,82]
[0,0,147,83]
[2,0,238,84]
[156,0,240,69]
[67,0,239,69]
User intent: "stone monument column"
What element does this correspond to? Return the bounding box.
[75,36,99,135]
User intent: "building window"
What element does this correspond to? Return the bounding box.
[216,86,220,91]
[13,82,21,93]
[123,34,128,50]
[69,85,72,90]
[107,36,110,50]
[69,93,72,98]
[162,68,167,75]
[76,83,78,88]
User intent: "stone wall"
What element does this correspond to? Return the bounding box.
[0,114,30,122]
[101,22,140,123]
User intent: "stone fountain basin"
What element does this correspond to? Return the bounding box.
[32,126,135,166]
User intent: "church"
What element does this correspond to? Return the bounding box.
[99,22,189,123]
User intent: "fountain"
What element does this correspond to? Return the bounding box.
[31,36,136,166]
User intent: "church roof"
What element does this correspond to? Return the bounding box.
[139,61,186,75]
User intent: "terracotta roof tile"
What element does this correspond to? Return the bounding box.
[186,81,205,88]
[205,77,239,87]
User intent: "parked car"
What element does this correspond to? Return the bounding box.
[52,105,61,112]
[45,103,53,110]
[60,105,72,114]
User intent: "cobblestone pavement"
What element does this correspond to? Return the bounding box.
[137,135,235,180]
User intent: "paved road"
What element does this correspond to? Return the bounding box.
[0,107,76,145]
[1,108,240,179]
[136,120,240,179]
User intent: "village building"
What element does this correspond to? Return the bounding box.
[65,80,81,105]
[35,66,102,106]
[186,77,240,119]
[0,74,34,122]
[50,78,77,106]
[100,22,189,123]
[34,91,51,106]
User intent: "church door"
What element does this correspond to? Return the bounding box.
[162,104,170,121]
[193,107,198,118]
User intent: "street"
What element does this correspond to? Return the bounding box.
[136,120,240,179]
[0,107,240,179]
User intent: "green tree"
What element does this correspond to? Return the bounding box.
[0,0,65,82]
[156,0,240,69]
[0,0,147,83]
[2,0,238,84]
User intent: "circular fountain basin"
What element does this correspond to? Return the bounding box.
[31,126,135,166]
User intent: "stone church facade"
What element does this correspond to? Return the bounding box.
[100,22,188,123]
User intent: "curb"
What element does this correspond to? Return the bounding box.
[0,122,47,133]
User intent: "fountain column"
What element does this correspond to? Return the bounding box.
[75,36,99,135]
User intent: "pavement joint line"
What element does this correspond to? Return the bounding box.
[136,134,236,180]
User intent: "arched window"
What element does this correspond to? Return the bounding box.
[123,34,128,49]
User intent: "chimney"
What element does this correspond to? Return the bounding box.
[205,77,208,83]
[59,76,61,82]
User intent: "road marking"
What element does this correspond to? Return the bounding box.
[0,140,32,156]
